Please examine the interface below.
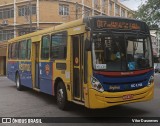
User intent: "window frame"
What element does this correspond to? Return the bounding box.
[115,4,120,16]
[19,40,28,60]
[59,4,69,16]
[0,9,2,19]
[109,2,113,15]
[50,31,67,60]
[41,35,50,60]
[121,8,125,17]
[8,44,12,59]
[18,4,36,17]
[11,42,19,59]
[26,39,31,60]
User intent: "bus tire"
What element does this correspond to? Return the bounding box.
[56,81,68,110]
[16,73,23,91]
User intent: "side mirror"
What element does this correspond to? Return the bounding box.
[85,38,91,51]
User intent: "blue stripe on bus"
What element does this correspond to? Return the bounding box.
[93,70,154,92]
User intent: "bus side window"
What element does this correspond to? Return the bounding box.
[27,39,31,59]
[19,40,27,59]
[8,44,12,59]
[41,35,50,60]
[50,31,67,60]
[15,43,19,59]
[11,43,18,59]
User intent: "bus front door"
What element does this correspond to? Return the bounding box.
[32,42,40,89]
[72,35,84,102]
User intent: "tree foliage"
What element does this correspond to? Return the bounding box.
[135,0,160,28]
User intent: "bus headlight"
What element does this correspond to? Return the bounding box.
[148,76,154,86]
[91,76,104,92]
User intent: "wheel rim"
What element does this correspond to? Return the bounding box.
[57,89,64,104]
[16,76,20,88]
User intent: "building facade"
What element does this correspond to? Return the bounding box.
[150,35,159,57]
[0,0,134,75]
[150,29,160,62]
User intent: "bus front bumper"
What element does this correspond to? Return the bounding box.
[87,83,154,109]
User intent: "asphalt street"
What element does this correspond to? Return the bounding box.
[0,74,160,126]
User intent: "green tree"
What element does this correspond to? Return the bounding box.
[135,0,160,28]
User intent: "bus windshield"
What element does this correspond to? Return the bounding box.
[92,33,153,71]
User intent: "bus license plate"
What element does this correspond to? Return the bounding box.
[123,94,134,100]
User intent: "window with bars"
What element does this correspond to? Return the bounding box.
[109,1,113,15]
[18,4,36,16]
[0,30,14,41]
[102,0,106,13]
[121,8,125,17]
[115,4,120,16]
[84,8,91,17]
[94,0,99,9]
[0,7,14,19]
[59,4,69,15]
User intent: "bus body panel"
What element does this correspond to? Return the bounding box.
[39,62,53,95]
[52,60,71,98]
[84,51,154,109]
[88,82,154,109]
[93,70,154,92]
[19,61,32,88]
[7,61,33,88]
[7,61,19,82]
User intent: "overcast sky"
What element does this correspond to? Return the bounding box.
[120,0,147,10]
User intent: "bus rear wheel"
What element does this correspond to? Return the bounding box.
[16,73,23,91]
[56,82,68,110]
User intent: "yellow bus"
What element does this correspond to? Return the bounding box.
[7,16,154,110]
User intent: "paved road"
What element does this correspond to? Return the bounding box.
[0,75,160,126]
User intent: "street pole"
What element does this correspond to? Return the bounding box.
[76,2,78,19]
[14,0,16,38]
[29,0,32,32]
[92,0,94,16]
[36,0,39,30]
[82,0,84,18]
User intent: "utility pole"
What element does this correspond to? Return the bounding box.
[82,0,84,18]
[92,0,94,16]
[14,0,16,38]
[75,2,78,19]
[36,0,39,30]
[29,0,32,33]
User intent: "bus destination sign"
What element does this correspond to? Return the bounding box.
[95,19,141,30]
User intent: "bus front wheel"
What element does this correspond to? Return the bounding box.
[16,73,23,91]
[56,82,68,110]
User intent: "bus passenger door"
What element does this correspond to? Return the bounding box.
[72,34,84,101]
[32,42,40,89]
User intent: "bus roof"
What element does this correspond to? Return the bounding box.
[84,16,146,24]
[8,18,84,43]
[8,16,149,43]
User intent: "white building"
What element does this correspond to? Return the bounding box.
[150,29,160,58]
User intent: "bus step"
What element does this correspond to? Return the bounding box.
[33,88,40,92]
[72,100,85,106]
